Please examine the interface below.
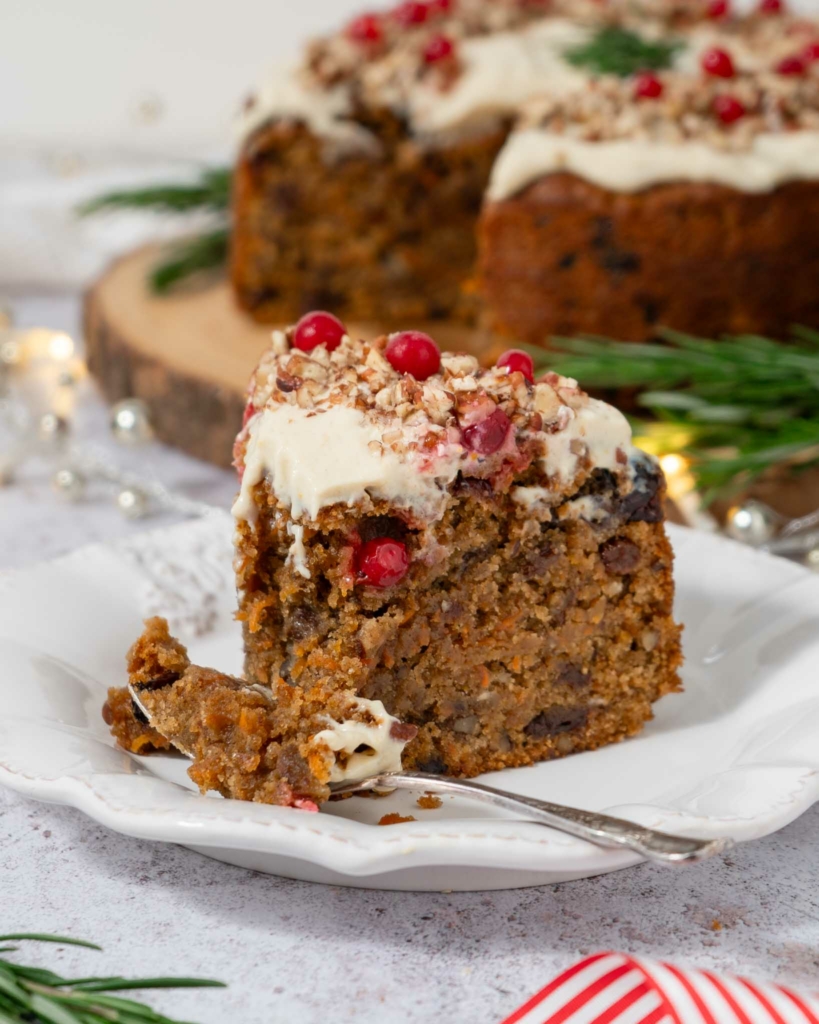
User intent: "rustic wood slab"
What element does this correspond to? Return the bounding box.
[83,246,501,468]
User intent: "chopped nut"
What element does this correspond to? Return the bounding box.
[533,383,561,420]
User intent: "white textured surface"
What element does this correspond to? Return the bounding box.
[3,295,819,1021]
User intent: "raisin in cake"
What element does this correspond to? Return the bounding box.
[233,0,819,342]
[105,617,418,808]
[230,314,682,785]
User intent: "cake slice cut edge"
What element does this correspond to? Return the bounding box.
[230,318,683,793]
[105,617,418,808]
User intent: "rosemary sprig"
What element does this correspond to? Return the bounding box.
[531,328,819,502]
[77,169,231,217]
[565,26,682,76]
[148,230,230,293]
[0,933,224,1024]
[78,168,232,293]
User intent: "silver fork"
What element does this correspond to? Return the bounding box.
[330,773,732,866]
[129,685,731,866]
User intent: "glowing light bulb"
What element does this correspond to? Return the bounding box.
[660,454,687,478]
[48,332,75,361]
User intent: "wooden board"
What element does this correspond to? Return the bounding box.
[83,245,501,468]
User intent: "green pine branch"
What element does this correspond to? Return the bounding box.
[77,169,231,216]
[78,168,232,293]
[148,230,230,293]
[565,27,681,77]
[0,933,225,1024]
[530,328,819,502]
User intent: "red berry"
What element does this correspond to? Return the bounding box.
[713,94,746,124]
[358,538,409,588]
[634,71,664,99]
[423,33,455,63]
[759,0,783,12]
[496,349,535,383]
[462,407,511,456]
[803,41,819,62]
[701,48,735,78]
[385,331,441,380]
[346,13,383,43]
[776,55,805,75]
[292,311,347,353]
[393,1,430,25]
[707,0,730,17]
[429,0,454,12]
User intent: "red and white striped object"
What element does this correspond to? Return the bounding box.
[500,953,819,1024]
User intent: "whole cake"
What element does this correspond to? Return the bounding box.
[232,0,819,343]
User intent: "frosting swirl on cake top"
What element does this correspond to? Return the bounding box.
[232,325,635,526]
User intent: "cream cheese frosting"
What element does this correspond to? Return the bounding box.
[400,19,591,138]
[233,403,462,524]
[232,328,638,529]
[488,129,819,200]
[238,0,819,194]
[312,697,408,783]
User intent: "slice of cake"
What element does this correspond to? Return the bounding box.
[105,617,418,808]
[232,0,819,342]
[231,314,682,784]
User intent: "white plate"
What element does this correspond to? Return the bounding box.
[1,512,818,891]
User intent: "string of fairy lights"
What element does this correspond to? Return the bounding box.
[3,306,819,567]
[0,308,213,521]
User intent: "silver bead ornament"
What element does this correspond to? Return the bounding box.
[110,398,153,445]
[725,501,777,547]
[38,412,70,442]
[52,467,85,502]
[116,487,149,519]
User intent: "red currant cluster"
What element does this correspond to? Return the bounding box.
[346,0,458,67]
[635,1,816,127]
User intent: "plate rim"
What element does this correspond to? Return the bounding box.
[1,515,819,880]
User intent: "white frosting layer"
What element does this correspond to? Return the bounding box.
[542,399,631,483]
[286,523,310,579]
[489,129,819,200]
[232,404,461,524]
[240,20,591,149]
[406,19,590,137]
[238,69,381,156]
[313,698,407,783]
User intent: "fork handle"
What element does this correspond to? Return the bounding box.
[331,771,732,866]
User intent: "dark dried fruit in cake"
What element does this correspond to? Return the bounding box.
[601,538,642,575]
[385,331,441,380]
[293,311,346,353]
[524,706,589,739]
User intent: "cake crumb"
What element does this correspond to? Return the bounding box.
[378,813,416,826]
[417,793,443,810]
